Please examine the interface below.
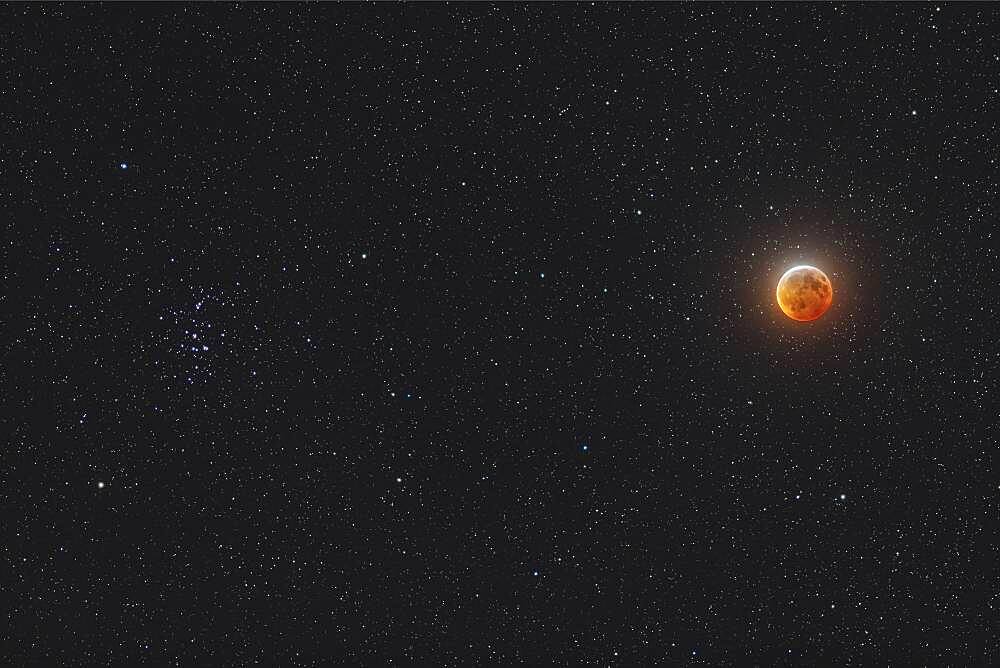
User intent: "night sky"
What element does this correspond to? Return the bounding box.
[5,3,999,665]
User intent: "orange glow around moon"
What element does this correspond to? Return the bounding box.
[776,265,833,322]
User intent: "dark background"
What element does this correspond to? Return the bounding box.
[3,3,998,665]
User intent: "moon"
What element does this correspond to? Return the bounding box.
[776,265,833,322]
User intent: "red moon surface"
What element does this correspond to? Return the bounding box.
[776,265,833,322]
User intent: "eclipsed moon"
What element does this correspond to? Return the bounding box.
[776,265,833,322]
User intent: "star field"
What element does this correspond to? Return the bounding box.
[4,4,1000,665]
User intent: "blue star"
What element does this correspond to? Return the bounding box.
[119,163,128,170]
